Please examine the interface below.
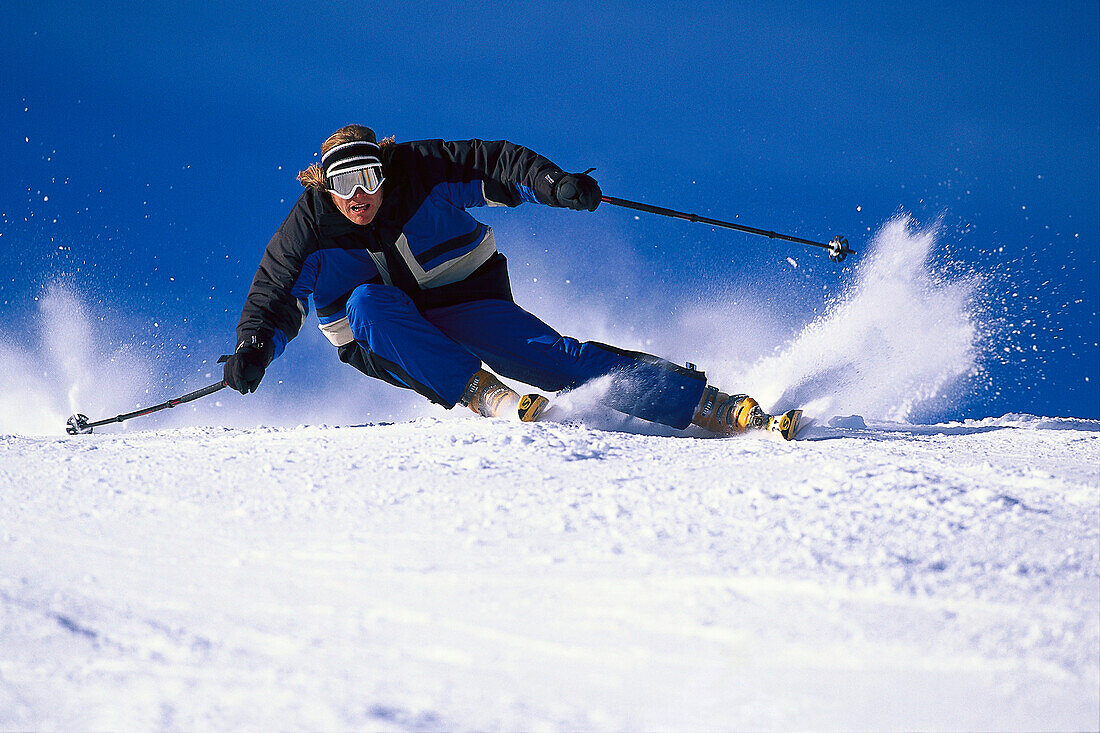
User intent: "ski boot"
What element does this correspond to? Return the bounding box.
[460,369,548,422]
[692,386,802,440]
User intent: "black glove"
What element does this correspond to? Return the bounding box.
[222,335,273,394]
[549,171,602,211]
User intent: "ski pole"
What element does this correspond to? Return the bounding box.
[601,194,853,262]
[66,379,228,435]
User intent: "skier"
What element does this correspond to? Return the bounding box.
[223,125,773,436]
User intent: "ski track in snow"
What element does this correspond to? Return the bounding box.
[1,415,1097,730]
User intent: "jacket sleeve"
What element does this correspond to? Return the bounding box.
[403,139,568,209]
[234,195,317,359]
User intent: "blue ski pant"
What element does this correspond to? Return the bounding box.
[338,283,706,429]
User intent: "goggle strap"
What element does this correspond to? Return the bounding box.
[327,156,381,176]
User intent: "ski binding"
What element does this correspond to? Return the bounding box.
[763,408,803,440]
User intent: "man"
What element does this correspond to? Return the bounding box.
[223,125,762,435]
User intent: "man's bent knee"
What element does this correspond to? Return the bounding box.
[345,284,418,331]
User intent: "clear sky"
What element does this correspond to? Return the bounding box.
[3,1,1098,420]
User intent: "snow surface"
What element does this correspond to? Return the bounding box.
[1,414,1098,730]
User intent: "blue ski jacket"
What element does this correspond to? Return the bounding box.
[235,138,569,359]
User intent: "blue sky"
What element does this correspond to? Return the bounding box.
[3,1,1098,421]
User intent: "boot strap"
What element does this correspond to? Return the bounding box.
[698,385,719,420]
[458,372,482,408]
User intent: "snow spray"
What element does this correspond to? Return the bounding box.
[0,286,420,435]
[740,215,980,422]
[0,285,154,435]
[533,214,981,430]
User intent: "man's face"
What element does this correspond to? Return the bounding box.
[332,187,383,226]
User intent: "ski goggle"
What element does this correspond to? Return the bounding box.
[326,164,385,198]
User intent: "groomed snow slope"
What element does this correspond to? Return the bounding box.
[1,414,1097,730]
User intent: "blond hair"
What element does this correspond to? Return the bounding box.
[297,125,395,188]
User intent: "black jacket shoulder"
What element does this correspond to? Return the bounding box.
[388,138,563,207]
